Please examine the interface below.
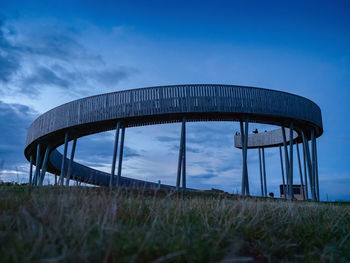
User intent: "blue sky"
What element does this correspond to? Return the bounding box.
[0,0,349,200]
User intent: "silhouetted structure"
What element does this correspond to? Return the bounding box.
[24,84,322,200]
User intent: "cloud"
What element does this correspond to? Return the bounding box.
[21,66,71,93]
[0,18,20,83]
[0,53,19,83]
[66,131,141,172]
[156,135,178,143]
[93,68,139,86]
[0,18,139,97]
[0,100,37,181]
[191,173,216,179]
[124,146,142,159]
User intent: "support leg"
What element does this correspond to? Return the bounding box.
[315,138,319,201]
[177,118,185,190]
[296,143,305,200]
[240,120,249,195]
[262,147,267,197]
[66,138,77,186]
[279,146,286,199]
[244,119,249,195]
[302,131,316,201]
[239,121,245,195]
[288,123,294,200]
[281,127,290,197]
[182,117,186,190]
[29,155,33,186]
[311,130,319,201]
[117,127,125,186]
[39,144,51,186]
[110,122,120,187]
[302,140,308,199]
[59,132,69,186]
[33,143,41,186]
[258,148,264,196]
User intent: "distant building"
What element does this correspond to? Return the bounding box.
[280,185,307,200]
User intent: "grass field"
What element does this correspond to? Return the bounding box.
[1,184,350,263]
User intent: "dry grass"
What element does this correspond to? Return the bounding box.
[1,184,350,263]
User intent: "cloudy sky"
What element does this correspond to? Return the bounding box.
[0,0,349,200]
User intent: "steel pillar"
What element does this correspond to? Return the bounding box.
[302,131,316,201]
[315,138,319,201]
[262,147,267,197]
[29,155,33,186]
[116,127,125,186]
[244,120,249,195]
[288,123,294,200]
[302,140,308,199]
[33,143,41,186]
[66,138,77,186]
[279,146,286,200]
[281,127,290,197]
[311,130,319,201]
[182,117,186,189]
[39,144,51,186]
[258,148,264,196]
[240,119,249,195]
[296,143,305,200]
[240,121,245,194]
[110,122,120,187]
[176,117,186,190]
[59,132,69,186]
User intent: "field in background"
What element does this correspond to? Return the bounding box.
[1,184,350,263]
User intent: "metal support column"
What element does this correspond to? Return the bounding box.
[258,148,264,196]
[244,119,249,195]
[59,132,69,186]
[182,117,186,190]
[176,117,185,190]
[315,137,319,201]
[302,131,316,201]
[39,144,51,186]
[33,143,41,186]
[288,123,294,200]
[302,140,308,199]
[110,122,120,187]
[311,130,319,201]
[296,143,305,200]
[240,119,249,195]
[240,121,245,194]
[29,155,33,186]
[262,147,267,197]
[279,146,286,200]
[116,127,125,186]
[66,138,77,186]
[281,127,290,197]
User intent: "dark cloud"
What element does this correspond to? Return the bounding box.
[0,100,37,178]
[156,123,236,150]
[0,53,19,83]
[93,68,138,86]
[191,173,216,179]
[156,135,178,143]
[0,18,20,83]
[124,146,142,159]
[169,144,201,154]
[28,33,89,61]
[21,66,71,94]
[68,132,141,169]
[0,18,138,96]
